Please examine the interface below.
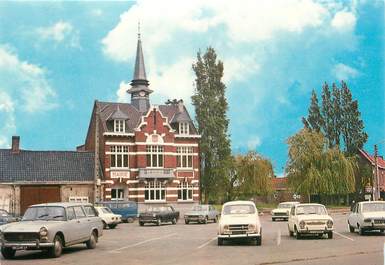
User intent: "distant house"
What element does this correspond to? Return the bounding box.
[358,149,385,198]
[0,136,96,215]
[271,177,298,202]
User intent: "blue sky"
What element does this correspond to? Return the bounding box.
[0,0,383,175]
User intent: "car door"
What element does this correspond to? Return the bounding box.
[84,205,100,232]
[66,207,83,244]
[288,206,296,231]
[73,205,89,240]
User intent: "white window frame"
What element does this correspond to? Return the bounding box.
[177,146,193,169]
[145,180,166,202]
[110,145,129,168]
[146,145,164,168]
[114,119,125,133]
[179,122,189,135]
[178,182,193,201]
[111,188,125,201]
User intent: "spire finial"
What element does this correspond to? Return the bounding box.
[138,21,141,40]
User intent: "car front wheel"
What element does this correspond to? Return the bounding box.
[108,224,117,229]
[48,235,63,258]
[327,231,333,239]
[294,227,301,239]
[86,231,97,249]
[172,217,177,224]
[1,247,16,259]
[217,238,223,246]
[358,225,365,235]
[348,223,355,233]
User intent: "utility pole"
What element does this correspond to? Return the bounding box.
[374,144,379,201]
[94,101,101,203]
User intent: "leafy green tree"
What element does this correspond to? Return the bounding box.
[340,81,368,155]
[331,83,342,147]
[286,129,355,202]
[321,83,334,148]
[302,89,323,132]
[237,152,273,199]
[192,47,231,203]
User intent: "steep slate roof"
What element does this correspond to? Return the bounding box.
[359,149,385,169]
[0,150,95,183]
[97,101,197,134]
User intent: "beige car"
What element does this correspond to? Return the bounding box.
[0,202,103,259]
[288,203,333,239]
[271,201,299,221]
[217,201,262,246]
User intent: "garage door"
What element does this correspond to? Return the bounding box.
[20,186,61,214]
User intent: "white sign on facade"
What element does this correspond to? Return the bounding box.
[111,171,130,179]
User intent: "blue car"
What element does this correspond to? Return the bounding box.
[97,201,138,223]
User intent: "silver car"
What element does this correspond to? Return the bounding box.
[0,202,103,259]
[184,205,219,224]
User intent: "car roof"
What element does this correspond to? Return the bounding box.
[223,200,255,206]
[279,201,300,204]
[29,202,93,208]
[296,203,325,207]
[360,201,385,204]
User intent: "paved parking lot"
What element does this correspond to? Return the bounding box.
[1,213,384,265]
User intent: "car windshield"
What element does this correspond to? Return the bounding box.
[223,204,255,215]
[0,210,8,217]
[296,205,327,215]
[101,207,112,214]
[192,205,208,211]
[22,206,66,221]
[278,203,293,209]
[362,203,385,212]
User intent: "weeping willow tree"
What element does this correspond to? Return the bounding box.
[237,152,274,200]
[286,129,356,202]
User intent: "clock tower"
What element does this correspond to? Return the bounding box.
[127,32,153,113]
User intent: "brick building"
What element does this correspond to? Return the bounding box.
[0,136,95,215]
[358,149,385,199]
[82,34,200,212]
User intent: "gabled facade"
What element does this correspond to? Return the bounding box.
[358,149,385,198]
[83,34,200,211]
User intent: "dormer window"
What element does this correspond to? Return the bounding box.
[179,122,189,135]
[114,120,125,133]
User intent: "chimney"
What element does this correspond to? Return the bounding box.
[11,136,20,154]
[178,99,184,113]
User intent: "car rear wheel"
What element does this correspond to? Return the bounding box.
[185,219,189,224]
[48,235,63,258]
[108,224,117,229]
[272,218,275,222]
[172,217,177,225]
[102,221,107,229]
[86,231,97,249]
[139,221,144,226]
[1,247,16,259]
[203,217,208,224]
[217,238,223,246]
[213,216,218,223]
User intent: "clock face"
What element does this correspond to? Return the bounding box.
[139,91,146,97]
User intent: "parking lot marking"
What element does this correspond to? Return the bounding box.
[109,233,177,253]
[277,229,281,246]
[334,231,354,241]
[197,236,217,249]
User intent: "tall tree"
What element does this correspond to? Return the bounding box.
[302,89,323,132]
[340,81,368,154]
[331,83,342,147]
[192,47,231,203]
[321,82,334,148]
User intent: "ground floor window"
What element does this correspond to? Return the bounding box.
[111,188,125,200]
[178,182,193,201]
[145,181,165,201]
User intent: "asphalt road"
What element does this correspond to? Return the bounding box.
[1,213,384,265]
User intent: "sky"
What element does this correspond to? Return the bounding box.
[0,0,384,175]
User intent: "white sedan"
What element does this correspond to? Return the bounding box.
[271,201,299,221]
[348,201,385,235]
[217,201,262,246]
[288,203,333,239]
[95,206,122,229]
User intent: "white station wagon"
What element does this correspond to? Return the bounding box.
[217,201,262,246]
[0,202,103,259]
[288,203,333,239]
[348,201,385,235]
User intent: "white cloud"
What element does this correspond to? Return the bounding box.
[333,63,359,80]
[116,81,131,103]
[36,21,80,48]
[331,11,356,31]
[91,8,103,17]
[247,136,262,150]
[0,45,57,147]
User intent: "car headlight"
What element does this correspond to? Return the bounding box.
[364,218,372,223]
[299,221,305,229]
[248,224,256,231]
[327,220,333,228]
[39,227,48,237]
[152,213,156,217]
[223,225,229,231]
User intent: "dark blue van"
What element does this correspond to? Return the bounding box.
[97,201,138,223]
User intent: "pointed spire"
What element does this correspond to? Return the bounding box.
[132,22,148,83]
